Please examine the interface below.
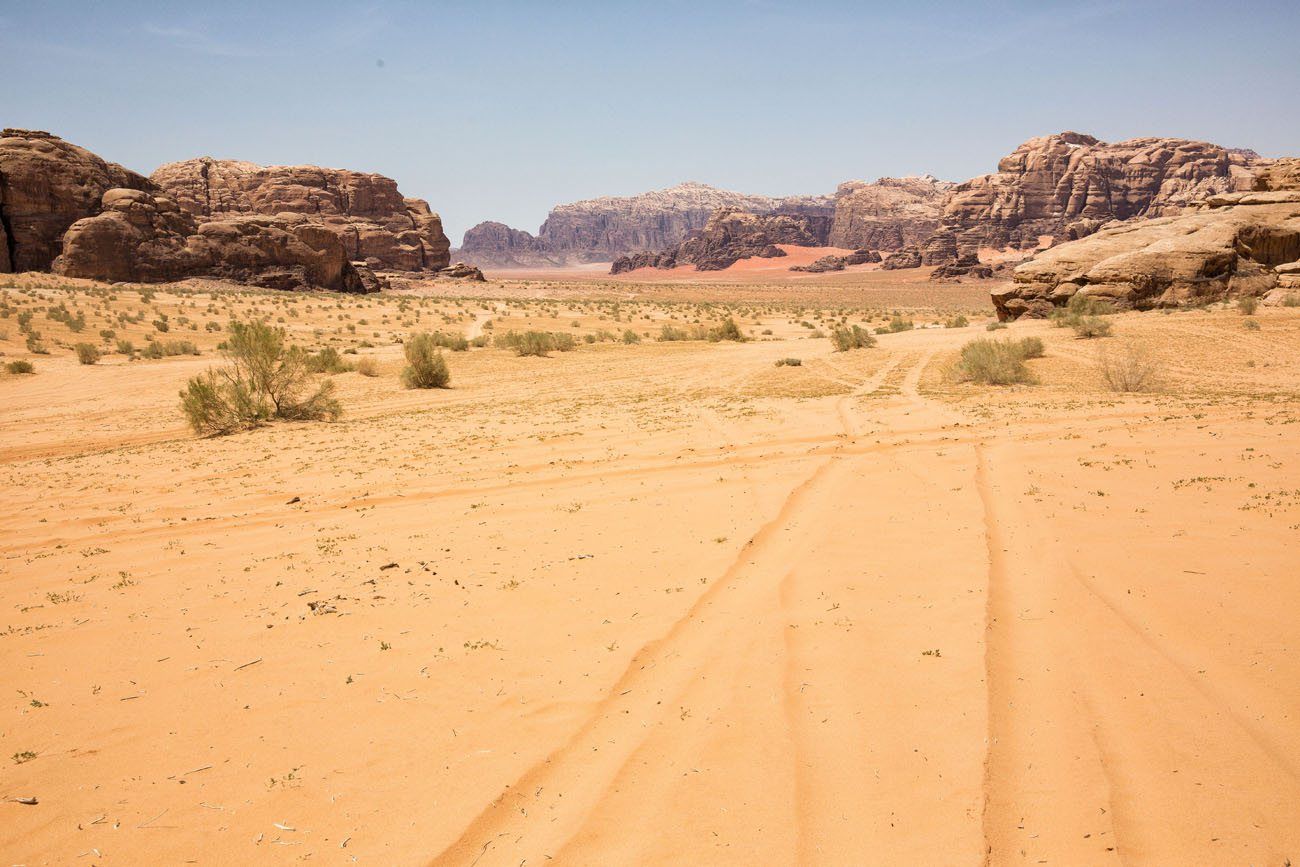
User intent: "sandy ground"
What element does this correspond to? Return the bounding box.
[2,275,1299,865]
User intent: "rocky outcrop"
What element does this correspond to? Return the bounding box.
[438,262,486,281]
[0,129,152,272]
[789,249,881,273]
[53,188,369,292]
[930,254,996,280]
[995,191,1300,319]
[610,208,831,273]
[925,132,1261,264]
[150,158,450,272]
[1255,159,1300,193]
[456,221,553,268]
[828,176,955,251]
[881,248,923,270]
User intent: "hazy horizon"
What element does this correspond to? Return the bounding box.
[4,0,1298,245]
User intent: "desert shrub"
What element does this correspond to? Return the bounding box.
[179,320,342,436]
[115,338,135,356]
[1067,293,1116,317]
[708,317,745,342]
[152,318,170,333]
[1237,295,1259,315]
[428,331,469,351]
[1243,318,1261,331]
[875,315,913,334]
[6,360,34,374]
[401,332,451,388]
[985,321,1008,331]
[25,333,48,354]
[551,332,577,352]
[1099,341,1160,392]
[945,315,969,329]
[951,338,1040,385]
[775,357,802,367]
[622,329,641,344]
[470,335,489,348]
[830,325,876,352]
[99,328,116,341]
[306,346,353,374]
[143,339,199,358]
[1070,316,1112,338]
[355,357,379,377]
[1017,336,1045,359]
[74,343,101,365]
[1283,294,1300,308]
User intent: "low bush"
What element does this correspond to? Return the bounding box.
[115,338,135,356]
[74,343,101,365]
[1283,294,1300,308]
[355,357,379,377]
[5,360,34,374]
[945,315,969,329]
[708,317,745,342]
[306,346,353,374]
[951,337,1043,385]
[143,339,199,358]
[1243,318,1261,331]
[830,325,876,352]
[401,332,451,388]
[179,321,342,436]
[622,329,641,344]
[1099,341,1160,392]
[1070,316,1112,338]
[1237,295,1259,315]
[985,321,1008,331]
[775,357,802,367]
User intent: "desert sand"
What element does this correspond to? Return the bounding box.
[2,271,1299,865]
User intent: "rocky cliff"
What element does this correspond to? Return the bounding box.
[150,158,450,271]
[460,182,834,267]
[924,132,1261,264]
[0,129,152,273]
[611,208,831,273]
[828,175,955,251]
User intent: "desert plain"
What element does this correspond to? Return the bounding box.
[2,266,1299,866]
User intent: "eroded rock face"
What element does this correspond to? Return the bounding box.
[0,129,152,272]
[789,249,881,273]
[150,158,450,271]
[828,176,955,252]
[926,132,1261,263]
[53,188,369,293]
[881,248,923,270]
[456,221,552,268]
[996,192,1300,319]
[610,208,831,273]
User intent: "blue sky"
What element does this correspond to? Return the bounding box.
[4,0,1298,243]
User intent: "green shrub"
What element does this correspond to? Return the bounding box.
[179,321,342,436]
[401,333,451,388]
[775,357,802,367]
[622,329,641,344]
[144,339,200,358]
[945,315,969,329]
[1067,293,1116,317]
[1283,294,1300,308]
[1070,316,1112,338]
[951,338,1041,385]
[986,321,1008,331]
[74,343,101,365]
[115,338,135,356]
[1237,295,1259,315]
[25,333,47,354]
[885,315,913,333]
[708,317,745,342]
[306,346,353,374]
[1242,318,1261,331]
[355,357,379,377]
[830,325,876,352]
[6,360,34,374]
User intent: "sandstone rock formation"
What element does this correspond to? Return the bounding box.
[996,191,1300,319]
[151,158,450,272]
[610,208,831,273]
[438,262,486,281]
[53,188,369,292]
[0,129,152,272]
[461,183,835,267]
[789,249,881,273]
[828,176,955,252]
[925,132,1261,264]
[881,248,923,270]
[930,254,996,280]
[1255,159,1300,192]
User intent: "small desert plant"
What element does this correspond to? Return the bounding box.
[401,332,451,388]
[305,346,352,374]
[1098,341,1160,392]
[25,333,47,354]
[622,329,641,344]
[143,339,199,358]
[1237,295,1259,315]
[945,315,969,329]
[179,320,342,436]
[707,317,745,342]
[115,338,135,356]
[74,342,101,365]
[1243,318,1261,331]
[830,325,876,352]
[985,321,1008,331]
[355,357,379,377]
[951,338,1040,385]
[1283,293,1300,308]
[1070,315,1112,338]
[5,360,35,374]
[775,357,803,367]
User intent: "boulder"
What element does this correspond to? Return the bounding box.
[881,248,922,270]
[53,188,370,293]
[997,193,1300,319]
[150,158,450,272]
[930,254,995,280]
[438,262,486,281]
[0,129,152,272]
